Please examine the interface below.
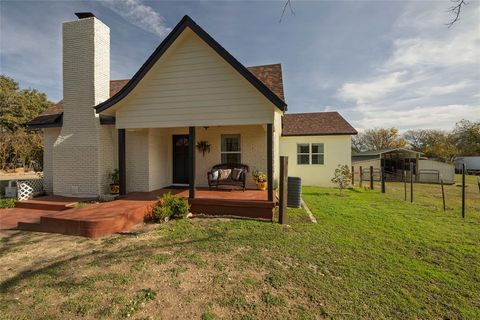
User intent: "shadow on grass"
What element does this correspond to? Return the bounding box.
[302,192,331,197]
[0,230,227,294]
[0,231,70,257]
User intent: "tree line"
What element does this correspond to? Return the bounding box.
[352,120,480,162]
[0,75,52,172]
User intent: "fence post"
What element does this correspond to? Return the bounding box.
[381,166,386,193]
[403,170,407,201]
[279,156,288,225]
[410,162,414,203]
[462,163,466,219]
[359,166,363,187]
[441,177,446,212]
[370,166,374,190]
[351,165,355,186]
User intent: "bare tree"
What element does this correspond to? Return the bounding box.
[280,0,468,27]
[279,0,295,22]
[352,128,407,153]
[447,0,467,27]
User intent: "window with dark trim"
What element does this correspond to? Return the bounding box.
[221,134,241,163]
[297,144,310,165]
[311,143,325,165]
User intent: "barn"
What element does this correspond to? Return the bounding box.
[352,148,455,184]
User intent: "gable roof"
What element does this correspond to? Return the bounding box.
[94,15,287,113]
[282,112,357,136]
[27,62,285,129]
[353,148,423,156]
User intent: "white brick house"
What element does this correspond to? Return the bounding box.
[28,13,357,198]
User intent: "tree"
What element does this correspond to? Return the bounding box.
[403,129,428,152]
[0,75,52,172]
[447,0,467,27]
[281,0,468,27]
[424,133,458,163]
[331,164,352,194]
[0,75,52,132]
[451,119,480,156]
[403,129,458,162]
[352,128,406,153]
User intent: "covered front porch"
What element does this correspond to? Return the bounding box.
[117,123,277,219]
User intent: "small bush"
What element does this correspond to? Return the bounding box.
[152,192,190,222]
[0,197,16,209]
[331,164,352,194]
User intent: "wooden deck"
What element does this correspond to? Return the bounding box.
[126,188,276,220]
[1,188,275,238]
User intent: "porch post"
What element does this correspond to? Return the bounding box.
[118,128,126,196]
[267,123,273,202]
[189,126,196,199]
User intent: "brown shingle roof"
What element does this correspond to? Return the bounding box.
[35,79,130,118]
[247,64,284,101]
[28,79,130,128]
[28,64,285,128]
[282,112,357,136]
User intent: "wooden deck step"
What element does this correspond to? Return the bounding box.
[189,198,275,220]
[15,195,95,211]
[16,200,153,238]
[15,201,71,211]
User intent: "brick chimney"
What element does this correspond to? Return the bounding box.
[53,13,114,197]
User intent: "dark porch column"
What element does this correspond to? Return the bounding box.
[118,128,126,196]
[267,123,273,202]
[189,126,196,199]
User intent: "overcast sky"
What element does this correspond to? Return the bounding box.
[1,0,479,131]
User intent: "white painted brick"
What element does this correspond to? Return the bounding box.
[52,17,113,197]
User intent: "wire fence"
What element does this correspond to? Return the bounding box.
[351,164,479,219]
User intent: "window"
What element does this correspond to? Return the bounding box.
[311,143,324,165]
[297,143,325,165]
[297,144,310,165]
[221,134,241,163]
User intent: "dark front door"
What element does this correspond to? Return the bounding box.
[172,135,189,184]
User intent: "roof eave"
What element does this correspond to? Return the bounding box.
[282,132,357,137]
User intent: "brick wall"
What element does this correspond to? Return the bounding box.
[52,17,112,197]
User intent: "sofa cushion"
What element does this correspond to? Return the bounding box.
[231,168,243,181]
[211,170,219,180]
[218,169,232,180]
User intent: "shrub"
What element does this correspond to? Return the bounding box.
[152,192,190,222]
[331,164,352,194]
[0,197,16,209]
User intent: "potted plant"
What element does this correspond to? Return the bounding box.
[252,169,267,190]
[109,169,120,194]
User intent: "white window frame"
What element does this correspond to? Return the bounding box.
[221,134,241,163]
[297,143,310,165]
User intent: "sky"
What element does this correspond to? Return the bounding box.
[1,0,479,131]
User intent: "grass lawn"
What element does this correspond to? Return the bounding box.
[0,176,479,319]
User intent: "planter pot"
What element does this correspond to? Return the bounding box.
[256,181,267,190]
[110,183,119,194]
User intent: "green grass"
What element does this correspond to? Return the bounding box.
[0,176,479,319]
[0,197,16,209]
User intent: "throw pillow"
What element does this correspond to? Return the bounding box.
[231,168,243,181]
[211,170,219,180]
[219,169,232,180]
